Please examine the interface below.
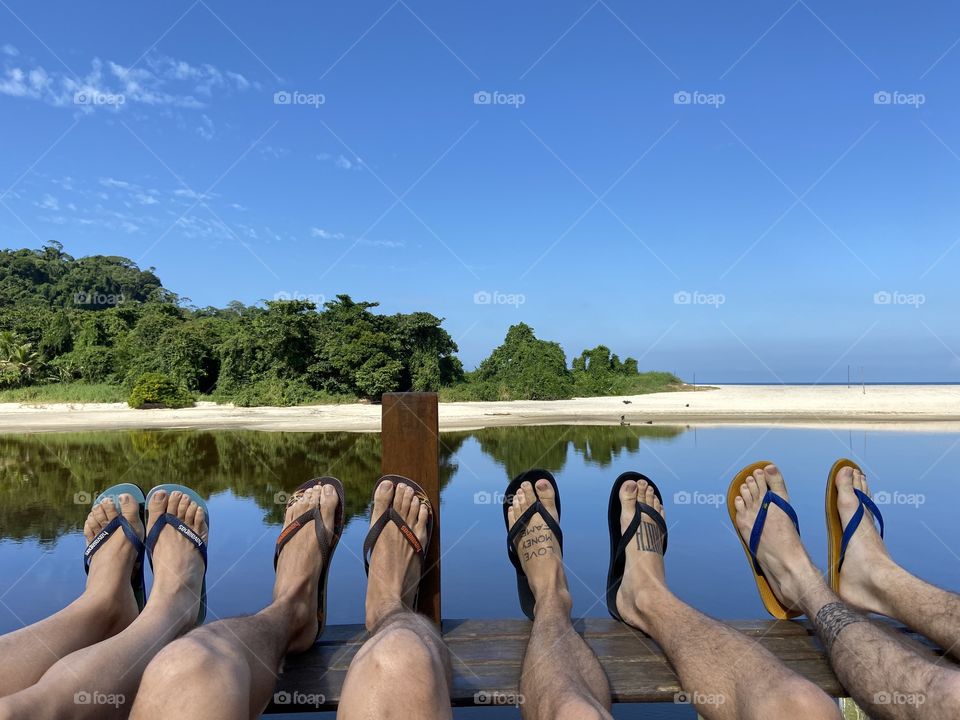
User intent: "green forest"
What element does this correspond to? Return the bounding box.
[0,243,686,407]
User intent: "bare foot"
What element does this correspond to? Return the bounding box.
[145,489,208,629]
[614,479,668,633]
[365,481,431,630]
[83,494,143,632]
[274,483,340,652]
[507,479,570,614]
[835,466,896,615]
[733,465,820,612]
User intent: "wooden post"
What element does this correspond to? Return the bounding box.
[381,392,441,624]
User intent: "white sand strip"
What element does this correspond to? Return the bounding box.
[1,385,959,434]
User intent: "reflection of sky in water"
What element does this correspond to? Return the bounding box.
[2,426,958,719]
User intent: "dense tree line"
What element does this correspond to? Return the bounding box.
[0,243,682,405]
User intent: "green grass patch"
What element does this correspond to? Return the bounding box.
[0,382,129,403]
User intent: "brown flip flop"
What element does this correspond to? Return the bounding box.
[273,477,345,641]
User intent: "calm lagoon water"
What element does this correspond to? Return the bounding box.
[1,425,958,719]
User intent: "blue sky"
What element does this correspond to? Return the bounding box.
[1,1,959,382]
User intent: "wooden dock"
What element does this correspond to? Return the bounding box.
[264,392,939,712]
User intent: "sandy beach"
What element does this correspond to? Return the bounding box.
[1,384,959,434]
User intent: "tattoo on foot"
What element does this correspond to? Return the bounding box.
[520,522,557,562]
[637,523,665,555]
[815,602,866,655]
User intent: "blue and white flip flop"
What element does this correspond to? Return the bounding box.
[145,484,210,625]
[83,483,147,611]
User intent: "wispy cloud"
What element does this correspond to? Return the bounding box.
[310,227,345,240]
[317,152,364,171]
[0,51,257,111]
[310,226,403,248]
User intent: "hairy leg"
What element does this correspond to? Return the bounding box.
[835,466,960,659]
[338,480,450,720]
[0,495,143,696]
[510,479,612,720]
[0,489,206,720]
[735,464,960,720]
[617,478,839,720]
[131,483,338,720]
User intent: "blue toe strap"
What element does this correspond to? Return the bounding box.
[748,491,800,576]
[838,489,884,571]
[145,513,208,568]
[84,515,145,573]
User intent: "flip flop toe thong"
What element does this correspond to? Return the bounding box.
[362,475,435,608]
[501,469,563,621]
[727,461,802,620]
[606,471,667,624]
[84,483,147,611]
[274,477,345,641]
[145,484,210,625]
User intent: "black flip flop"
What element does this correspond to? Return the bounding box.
[274,477,345,641]
[606,471,667,624]
[363,475,435,607]
[502,468,563,620]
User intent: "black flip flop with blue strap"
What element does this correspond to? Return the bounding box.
[606,471,667,624]
[502,469,563,621]
[84,483,147,611]
[274,477,345,641]
[145,484,210,625]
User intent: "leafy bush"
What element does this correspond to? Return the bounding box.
[128,372,194,409]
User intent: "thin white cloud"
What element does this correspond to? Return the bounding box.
[317,152,364,171]
[1,44,17,57]
[36,194,58,210]
[196,113,215,140]
[311,227,345,240]
[0,52,256,111]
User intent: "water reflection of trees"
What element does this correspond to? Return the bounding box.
[448,424,686,480]
[0,424,685,542]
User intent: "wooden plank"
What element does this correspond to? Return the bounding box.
[268,618,949,712]
[380,392,441,623]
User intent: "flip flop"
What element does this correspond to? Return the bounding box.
[502,469,563,621]
[145,484,210,625]
[84,483,147,611]
[274,477,345,641]
[363,475,435,607]
[606,471,667,624]
[826,458,884,594]
[727,461,802,620]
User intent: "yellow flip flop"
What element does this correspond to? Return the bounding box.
[826,458,884,595]
[727,461,802,620]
